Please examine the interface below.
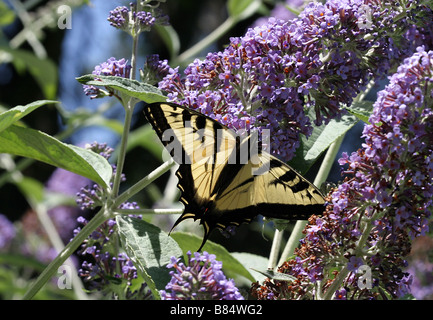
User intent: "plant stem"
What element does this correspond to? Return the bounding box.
[174,0,261,65]
[32,201,87,300]
[116,208,184,215]
[277,135,344,266]
[277,220,307,266]
[175,17,235,65]
[268,229,284,270]
[111,105,133,198]
[22,207,111,300]
[321,266,350,300]
[111,24,141,197]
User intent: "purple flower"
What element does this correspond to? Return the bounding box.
[0,214,15,250]
[75,215,149,298]
[107,4,168,33]
[252,47,433,300]
[134,11,156,31]
[140,54,172,85]
[76,142,127,210]
[334,288,347,300]
[83,57,131,99]
[160,251,244,300]
[347,256,363,272]
[45,167,90,242]
[406,258,433,299]
[107,6,129,29]
[159,1,432,161]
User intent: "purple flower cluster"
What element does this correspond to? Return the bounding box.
[107,6,130,29]
[252,47,433,300]
[76,142,127,210]
[46,168,90,242]
[71,142,149,297]
[108,6,155,31]
[134,11,156,30]
[159,0,431,161]
[140,54,172,86]
[75,214,150,299]
[0,214,15,250]
[83,57,132,99]
[160,251,244,300]
[107,3,168,34]
[406,258,433,299]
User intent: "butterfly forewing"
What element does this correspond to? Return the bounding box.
[143,102,326,251]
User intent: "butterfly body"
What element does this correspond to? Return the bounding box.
[143,102,325,250]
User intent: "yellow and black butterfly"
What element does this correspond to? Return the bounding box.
[143,102,325,250]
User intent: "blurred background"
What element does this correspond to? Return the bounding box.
[1,0,431,299]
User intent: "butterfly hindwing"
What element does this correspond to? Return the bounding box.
[143,102,325,250]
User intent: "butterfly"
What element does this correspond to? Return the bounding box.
[143,102,325,251]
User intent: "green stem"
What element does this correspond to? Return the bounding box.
[111,29,140,198]
[130,31,139,80]
[321,266,350,300]
[175,0,261,64]
[175,17,236,65]
[22,207,112,300]
[32,201,87,300]
[268,229,284,270]
[111,105,133,198]
[116,208,184,215]
[277,220,308,266]
[277,135,345,266]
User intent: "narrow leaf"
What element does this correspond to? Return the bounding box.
[250,268,297,282]
[0,100,57,133]
[1,47,57,99]
[76,75,167,104]
[227,0,262,21]
[231,252,269,282]
[154,25,180,59]
[116,216,183,298]
[15,176,44,204]
[290,111,360,174]
[0,125,112,188]
[344,100,374,124]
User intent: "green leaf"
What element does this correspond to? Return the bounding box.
[344,100,374,124]
[0,125,112,188]
[0,47,57,99]
[0,253,46,272]
[227,0,262,21]
[231,252,269,283]
[0,100,57,133]
[15,176,45,204]
[116,216,183,299]
[290,111,360,174]
[0,2,16,26]
[76,75,167,104]
[170,232,256,282]
[250,268,297,282]
[154,25,180,60]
